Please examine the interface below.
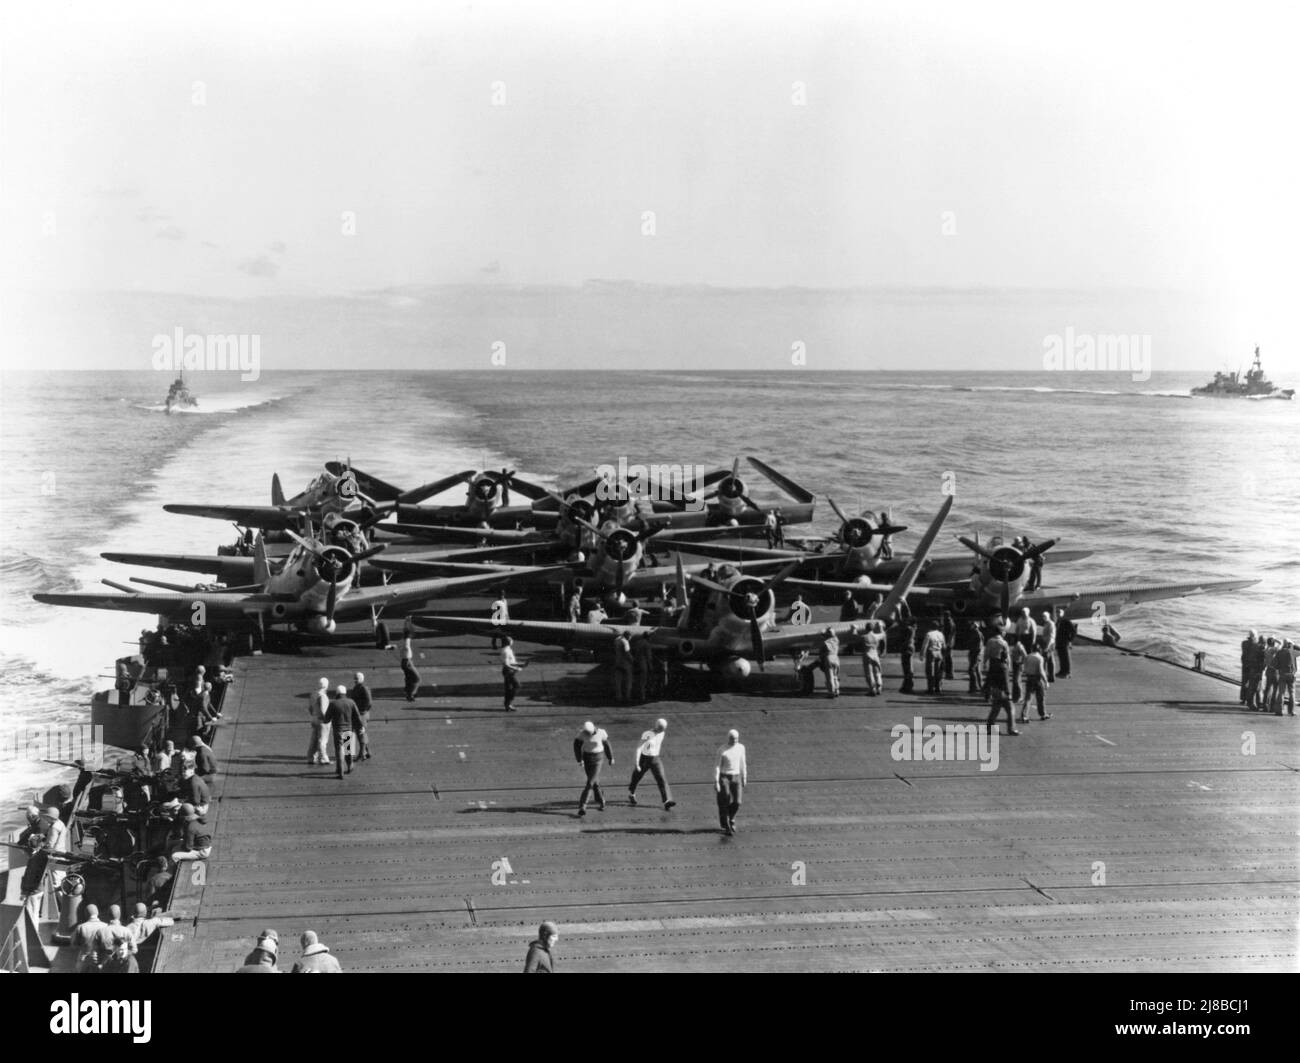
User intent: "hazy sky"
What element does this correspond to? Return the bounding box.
[1,0,1297,367]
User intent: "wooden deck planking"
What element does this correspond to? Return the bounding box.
[155,632,1299,973]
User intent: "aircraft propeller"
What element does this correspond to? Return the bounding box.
[826,496,908,552]
[689,561,800,669]
[705,457,759,511]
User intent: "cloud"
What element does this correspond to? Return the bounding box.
[201,240,219,249]
[269,241,287,254]
[94,183,141,199]
[237,253,279,277]
[155,224,186,240]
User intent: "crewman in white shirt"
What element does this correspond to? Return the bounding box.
[573,721,614,817]
[627,718,675,810]
[714,729,748,836]
[501,636,527,712]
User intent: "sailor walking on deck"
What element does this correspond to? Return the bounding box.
[501,636,527,711]
[714,729,748,836]
[328,685,362,778]
[628,718,675,809]
[574,721,614,817]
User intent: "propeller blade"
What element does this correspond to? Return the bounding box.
[285,530,326,560]
[958,535,997,562]
[688,574,735,597]
[1023,538,1058,561]
[675,554,688,609]
[350,543,388,563]
[750,614,765,670]
[325,578,338,624]
[741,494,759,511]
[826,496,850,525]
[760,561,803,594]
[730,456,740,480]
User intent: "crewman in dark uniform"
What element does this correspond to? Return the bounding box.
[350,672,373,759]
[1023,536,1043,592]
[839,591,860,623]
[898,619,916,694]
[327,685,362,778]
[631,633,655,702]
[612,632,634,704]
[1240,630,1256,704]
[965,621,984,693]
[877,513,894,560]
[983,628,1018,735]
[941,610,956,680]
[1055,607,1076,678]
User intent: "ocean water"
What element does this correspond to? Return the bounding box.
[1,366,1296,845]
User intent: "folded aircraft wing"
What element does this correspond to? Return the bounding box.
[162,503,304,529]
[101,552,258,580]
[413,615,653,653]
[1022,579,1260,621]
[32,589,290,621]
[334,566,569,620]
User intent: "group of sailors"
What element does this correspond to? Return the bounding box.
[1240,630,1298,715]
[791,604,1077,722]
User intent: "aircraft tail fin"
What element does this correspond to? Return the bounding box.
[874,494,953,621]
[271,473,286,507]
[253,536,270,586]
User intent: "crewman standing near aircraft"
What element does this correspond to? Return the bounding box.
[1009,638,1026,702]
[818,627,841,698]
[861,621,885,696]
[307,677,331,766]
[983,626,1018,736]
[714,729,748,836]
[839,591,860,623]
[1241,630,1258,705]
[1038,610,1057,683]
[566,582,583,623]
[941,610,956,680]
[613,631,634,704]
[574,721,614,817]
[1055,607,1076,678]
[922,621,946,694]
[1272,639,1297,715]
[764,509,779,549]
[328,685,362,778]
[1261,637,1279,711]
[501,636,527,711]
[877,512,894,560]
[628,718,675,809]
[898,619,916,694]
[1015,607,1038,652]
[1018,648,1051,723]
[631,632,654,702]
[964,621,983,694]
[351,672,373,760]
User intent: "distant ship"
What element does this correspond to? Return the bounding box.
[1192,347,1293,400]
[164,371,199,414]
